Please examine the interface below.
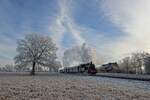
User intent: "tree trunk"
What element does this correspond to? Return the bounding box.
[31,62,36,75]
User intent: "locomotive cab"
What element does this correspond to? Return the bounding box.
[87,62,97,75]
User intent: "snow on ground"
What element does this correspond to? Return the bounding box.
[0,73,150,100]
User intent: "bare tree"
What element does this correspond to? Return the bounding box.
[0,64,15,72]
[14,64,30,72]
[119,51,150,74]
[144,56,150,74]
[131,52,149,74]
[14,33,58,75]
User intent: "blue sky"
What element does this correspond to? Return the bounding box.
[0,0,150,66]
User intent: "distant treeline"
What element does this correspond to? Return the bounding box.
[97,51,150,75]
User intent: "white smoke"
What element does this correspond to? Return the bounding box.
[62,43,102,67]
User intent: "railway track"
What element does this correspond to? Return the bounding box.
[96,73,150,81]
[62,72,150,81]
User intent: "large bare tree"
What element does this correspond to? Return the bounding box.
[14,33,58,75]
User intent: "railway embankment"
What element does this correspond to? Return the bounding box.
[97,73,150,81]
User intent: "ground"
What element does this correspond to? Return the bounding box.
[0,73,150,100]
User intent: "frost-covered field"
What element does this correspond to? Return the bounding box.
[0,73,150,100]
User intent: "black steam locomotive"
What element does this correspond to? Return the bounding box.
[59,62,97,75]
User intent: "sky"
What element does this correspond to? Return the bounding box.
[0,0,150,66]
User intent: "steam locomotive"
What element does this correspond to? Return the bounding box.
[59,62,97,75]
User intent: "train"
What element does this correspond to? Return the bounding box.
[59,62,97,75]
[99,62,119,72]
